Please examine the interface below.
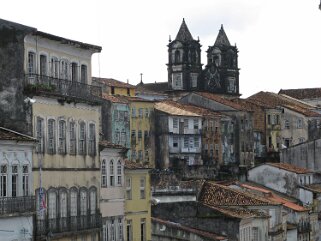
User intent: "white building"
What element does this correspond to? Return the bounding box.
[0,127,36,241]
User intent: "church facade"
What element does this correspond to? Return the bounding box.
[167,19,240,96]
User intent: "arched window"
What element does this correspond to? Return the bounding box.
[51,57,59,78]
[175,50,181,63]
[88,123,96,156]
[48,119,56,154]
[58,120,66,154]
[117,160,122,186]
[101,160,107,187]
[60,59,69,80]
[69,121,76,155]
[71,62,78,82]
[22,165,29,196]
[40,54,47,76]
[79,122,86,155]
[48,190,57,230]
[11,165,18,197]
[80,189,87,216]
[28,51,36,75]
[59,189,68,230]
[70,188,78,217]
[89,187,96,215]
[110,160,114,186]
[0,164,7,197]
[81,65,87,84]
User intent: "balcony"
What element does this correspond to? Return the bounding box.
[0,196,35,215]
[24,74,102,103]
[36,213,102,237]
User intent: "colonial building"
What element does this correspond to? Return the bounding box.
[154,101,203,169]
[179,92,254,169]
[0,19,102,240]
[0,127,36,241]
[92,77,136,97]
[100,141,127,241]
[124,160,152,241]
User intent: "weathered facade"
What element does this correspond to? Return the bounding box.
[100,141,127,241]
[124,161,152,241]
[92,77,136,97]
[0,127,36,241]
[179,92,254,169]
[154,101,203,169]
[0,19,102,240]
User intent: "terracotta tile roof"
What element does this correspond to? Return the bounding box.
[124,160,151,169]
[202,203,269,219]
[99,140,127,150]
[267,163,313,174]
[101,94,128,104]
[152,217,227,241]
[92,77,135,89]
[304,184,321,193]
[155,101,202,117]
[279,88,321,100]
[247,91,320,117]
[199,181,278,207]
[195,92,249,111]
[118,95,154,103]
[0,127,36,142]
[137,82,168,93]
[239,183,308,212]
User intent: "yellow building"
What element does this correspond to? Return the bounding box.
[124,160,151,241]
[92,77,136,96]
[126,97,155,168]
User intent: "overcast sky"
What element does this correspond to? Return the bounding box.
[1,0,321,97]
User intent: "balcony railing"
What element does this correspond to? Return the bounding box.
[36,213,102,236]
[24,74,102,102]
[0,196,35,215]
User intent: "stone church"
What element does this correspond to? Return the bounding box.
[138,19,240,96]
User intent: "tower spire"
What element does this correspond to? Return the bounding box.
[214,24,231,47]
[175,18,194,42]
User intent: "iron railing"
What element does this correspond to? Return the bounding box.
[0,196,35,215]
[24,74,102,102]
[36,213,102,236]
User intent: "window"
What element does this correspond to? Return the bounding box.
[145,108,149,118]
[119,111,125,121]
[124,111,129,122]
[111,219,115,241]
[121,131,126,146]
[89,189,96,215]
[127,88,130,96]
[80,189,87,216]
[184,137,189,148]
[131,130,136,142]
[175,50,180,63]
[117,160,122,186]
[132,108,136,118]
[22,165,29,196]
[36,117,44,153]
[139,108,143,118]
[140,218,146,241]
[173,136,178,148]
[297,118,303,129]
[138,130,142,140]
[101,160,107,187]
[40,54,47,76]
[138,150,143,160]
[70,189,78,217]
[127,220,133,241]
[126,177,131,199]
[28,52,36,74]
[173,118,178,129]
[51,57,59,78]
[173,73,182,88]
[48,191,57,220]
[110,160,114,186]
[194,137,199,148]
[285,120,290,129]
[144,131,149,146]
[190,73,198,88]
[81,65,87,84]
[48,119,56,154]
[71,62,78,82]
[69,121,76,155]
[140,177,146,199]
[88,123,96,156]
[61,60,69,80]
[60,191,67,220]
[0,165,7,197]
[58,120,66,154]
[193,119,199,129]
[79,122,86,155]
[299,137,305,143]
[111,86,115,95]
[12,165,18,197]
[118,218,123,241]
[131,150,136,161]
[144,150,149,161]
[184,119,189,129]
